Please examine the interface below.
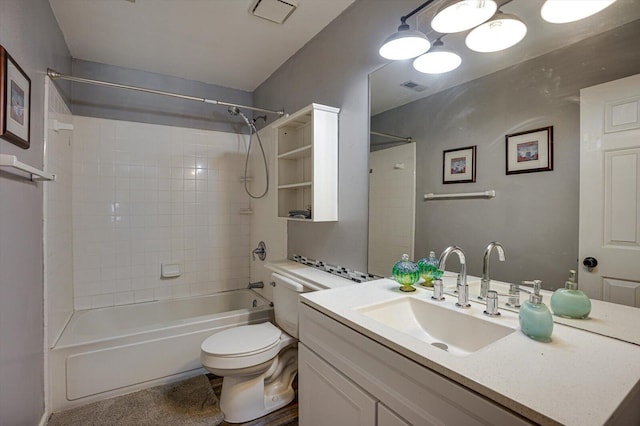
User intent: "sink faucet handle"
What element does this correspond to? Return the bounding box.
[431,279,445,301]
[484,290,501,316]
[506,283,521,308]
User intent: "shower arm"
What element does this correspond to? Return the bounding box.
[47,69,285,117]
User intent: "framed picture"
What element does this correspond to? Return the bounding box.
[505,126,553,175]
[0,46,31,149]
[443,145,476,184]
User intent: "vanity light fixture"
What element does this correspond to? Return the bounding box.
[540,0,617,24]
[378,0,437,60]
[465,11,527,53]
[413,39,462,74]
[430,0,498,33]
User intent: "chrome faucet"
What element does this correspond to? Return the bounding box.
[479,242,505,300]
[438,246,469,308]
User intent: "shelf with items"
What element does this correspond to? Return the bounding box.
[272,103,339,222]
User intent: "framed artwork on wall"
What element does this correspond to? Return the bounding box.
[443,145,476,184]
[0,45,31,149]
[505,126,553,175]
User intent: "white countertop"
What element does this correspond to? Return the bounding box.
[301,278,640,425]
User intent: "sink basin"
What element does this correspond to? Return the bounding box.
[356,296,515,356]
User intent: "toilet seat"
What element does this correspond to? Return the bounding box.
[201,322,290,370]
[202,322,282,357]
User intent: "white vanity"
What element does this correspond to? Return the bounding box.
[298,277,640,425]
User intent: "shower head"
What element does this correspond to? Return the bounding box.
[228,106,255,133]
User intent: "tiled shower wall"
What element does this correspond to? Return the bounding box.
[72,116,251,310]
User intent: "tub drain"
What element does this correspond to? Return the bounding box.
[431,342,448,351]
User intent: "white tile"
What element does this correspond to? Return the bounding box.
[133,289,155,303]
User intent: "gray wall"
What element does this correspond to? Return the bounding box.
[0,1,71,424]
[371,21,640,287]
[70,59,253,133]
[254,0,417,270]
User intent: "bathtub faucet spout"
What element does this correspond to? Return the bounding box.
[248,281,264,289]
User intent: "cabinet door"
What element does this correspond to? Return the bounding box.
[378,403,411,426]
[299,344,376,426]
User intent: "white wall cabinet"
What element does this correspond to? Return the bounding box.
[299,303,533,426]
[272,103,339,221]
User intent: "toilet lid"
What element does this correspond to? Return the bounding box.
[201,322,282,357]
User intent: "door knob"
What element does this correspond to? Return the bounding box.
[583,257,598,268]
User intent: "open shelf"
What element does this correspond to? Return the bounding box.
[278,144,312,160]
[272,103,339,222]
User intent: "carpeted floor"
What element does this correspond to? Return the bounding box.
[47,375,224,426]
[47,374,299,426]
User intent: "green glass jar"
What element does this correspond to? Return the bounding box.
[392,254,420,292]
[417,251,442,287]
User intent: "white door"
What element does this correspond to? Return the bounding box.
[368,143,416,277]
[579,74,640,307]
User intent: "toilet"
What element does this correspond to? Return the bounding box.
[200,272,309,423]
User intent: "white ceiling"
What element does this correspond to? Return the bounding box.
[48,0,356,92]
[372,0,640,115]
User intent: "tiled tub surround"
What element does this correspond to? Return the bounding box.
[71,117,252,310]
[49,289,273,412]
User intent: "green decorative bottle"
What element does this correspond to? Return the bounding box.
[550,270,591,319]
[392,254,420,292]
[519,280,553,342]
[417,251,442,287]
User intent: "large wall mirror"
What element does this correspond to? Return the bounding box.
[368,0,640,305]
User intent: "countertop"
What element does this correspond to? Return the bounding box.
[301,278,640,425]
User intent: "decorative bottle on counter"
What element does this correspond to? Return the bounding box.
[518,280,553,342]
[417,251,442,287]
[392,254,420,292]
[550,270,591,319]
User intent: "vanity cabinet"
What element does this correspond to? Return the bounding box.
[299,302,533,426]
[299,344,376,426]
[272,103,339,221]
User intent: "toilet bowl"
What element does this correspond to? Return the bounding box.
[200,272,309,423]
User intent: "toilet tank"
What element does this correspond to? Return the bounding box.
[271,272,310,338]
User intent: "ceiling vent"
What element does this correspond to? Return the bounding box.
[400,81,428,92]
[251,0,298,24]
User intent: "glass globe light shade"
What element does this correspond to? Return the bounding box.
[541,0,616,24]
[379,24,431,60]
[465,13,527,53]
[413,48,462,74]
[431,0,498,33]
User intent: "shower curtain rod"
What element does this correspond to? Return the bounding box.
[370,130,412,143]
[47,69,285,117]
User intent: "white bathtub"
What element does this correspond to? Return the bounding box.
[49,289,273,412]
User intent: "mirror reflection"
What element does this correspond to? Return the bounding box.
[368,0,640,311]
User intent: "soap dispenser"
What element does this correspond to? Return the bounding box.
[392,254,420,292]
[417,251,442,287]
[518,280,554,342]
[550,270,591,319]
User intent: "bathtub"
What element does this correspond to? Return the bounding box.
[49,289,273,412]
